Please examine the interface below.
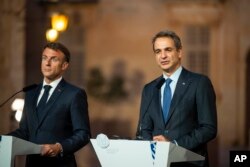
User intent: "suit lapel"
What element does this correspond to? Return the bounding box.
[150,77,166,126]
[151,86,164,123]
[27,84,42,129]
[165,69,192,125]
[37,80,65,127]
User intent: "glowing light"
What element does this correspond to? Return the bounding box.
[11,98,24,122]
[15,110,23,122]
[51,13,68,32]
[11,98,24,111]
[46,29,59,42]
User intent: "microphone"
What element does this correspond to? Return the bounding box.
[22,84,38,92]
[156,77,165,89]
[0,84,38,108]
[135,77,165,140]
[96,133,110,149]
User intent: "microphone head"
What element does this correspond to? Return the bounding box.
[135,135,143,140]
[96,133,110,149]
[156,78,165,89]
[22,84,38,92]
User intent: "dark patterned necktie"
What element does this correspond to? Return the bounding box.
[37,85,51,118]
[163,78,172,123]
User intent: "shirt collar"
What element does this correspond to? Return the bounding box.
[43,77,62,88]
[163,66,182,83]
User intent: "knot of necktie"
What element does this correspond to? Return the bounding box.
[43,85,52,94]
[165,78,172,86]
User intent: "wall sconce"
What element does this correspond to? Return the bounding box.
[51,13,68,32]
[46,28,59,42]
[11,98,24,122]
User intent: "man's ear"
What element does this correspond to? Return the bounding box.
[62,62,69,71]
[178,49,183,59]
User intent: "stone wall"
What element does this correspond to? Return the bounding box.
[0,0,25,133]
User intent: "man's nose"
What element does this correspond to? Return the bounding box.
[161,51,167,58]
[45,59,52,65]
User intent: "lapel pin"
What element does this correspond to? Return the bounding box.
[182,82,186,85]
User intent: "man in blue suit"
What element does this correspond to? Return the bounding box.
[136,30,217,167]
[9,42,91,167]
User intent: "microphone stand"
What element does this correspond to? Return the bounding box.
[0,90,23,108]
[135,77,165,140]
[0,84,37,108]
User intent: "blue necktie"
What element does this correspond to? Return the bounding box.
[163,78,172,123]
[37,85,51,118]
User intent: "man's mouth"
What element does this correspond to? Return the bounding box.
[161,61,169,65]
[44,69,51,72]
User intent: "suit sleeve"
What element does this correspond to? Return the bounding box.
[175,76,217,149]
[60,89,91,154]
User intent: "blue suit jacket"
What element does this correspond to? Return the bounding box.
[137,68,217,167]
[9,79,91,167]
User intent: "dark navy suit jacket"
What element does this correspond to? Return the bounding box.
[9,79,91,167]
[137,68,217,167]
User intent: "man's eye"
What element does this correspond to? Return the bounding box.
[51,58,59,62]
[155,50,160,54]
[42,57,47,61]
[166,47,175,52]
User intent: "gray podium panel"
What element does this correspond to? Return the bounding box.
[0,135,41,167]
[91,139,204,167]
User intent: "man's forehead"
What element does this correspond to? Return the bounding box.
[42,48,64,56]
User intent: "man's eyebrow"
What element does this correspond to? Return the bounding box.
[165,47,174,50]
[42,55,57,58]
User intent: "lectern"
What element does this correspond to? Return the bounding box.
[0,135,42,167]
[91,139,205,167]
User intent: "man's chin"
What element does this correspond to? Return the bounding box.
[161,66,170,72]
[44,75,54,80]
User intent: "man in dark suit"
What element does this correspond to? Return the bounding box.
[8,42,91,167]
[136,30,217,167]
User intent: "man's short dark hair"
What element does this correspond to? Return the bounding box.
[152,30,182,51]
[44,42,70,62]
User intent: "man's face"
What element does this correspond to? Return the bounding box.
[153,37,182,76]
[41,48,68,83]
